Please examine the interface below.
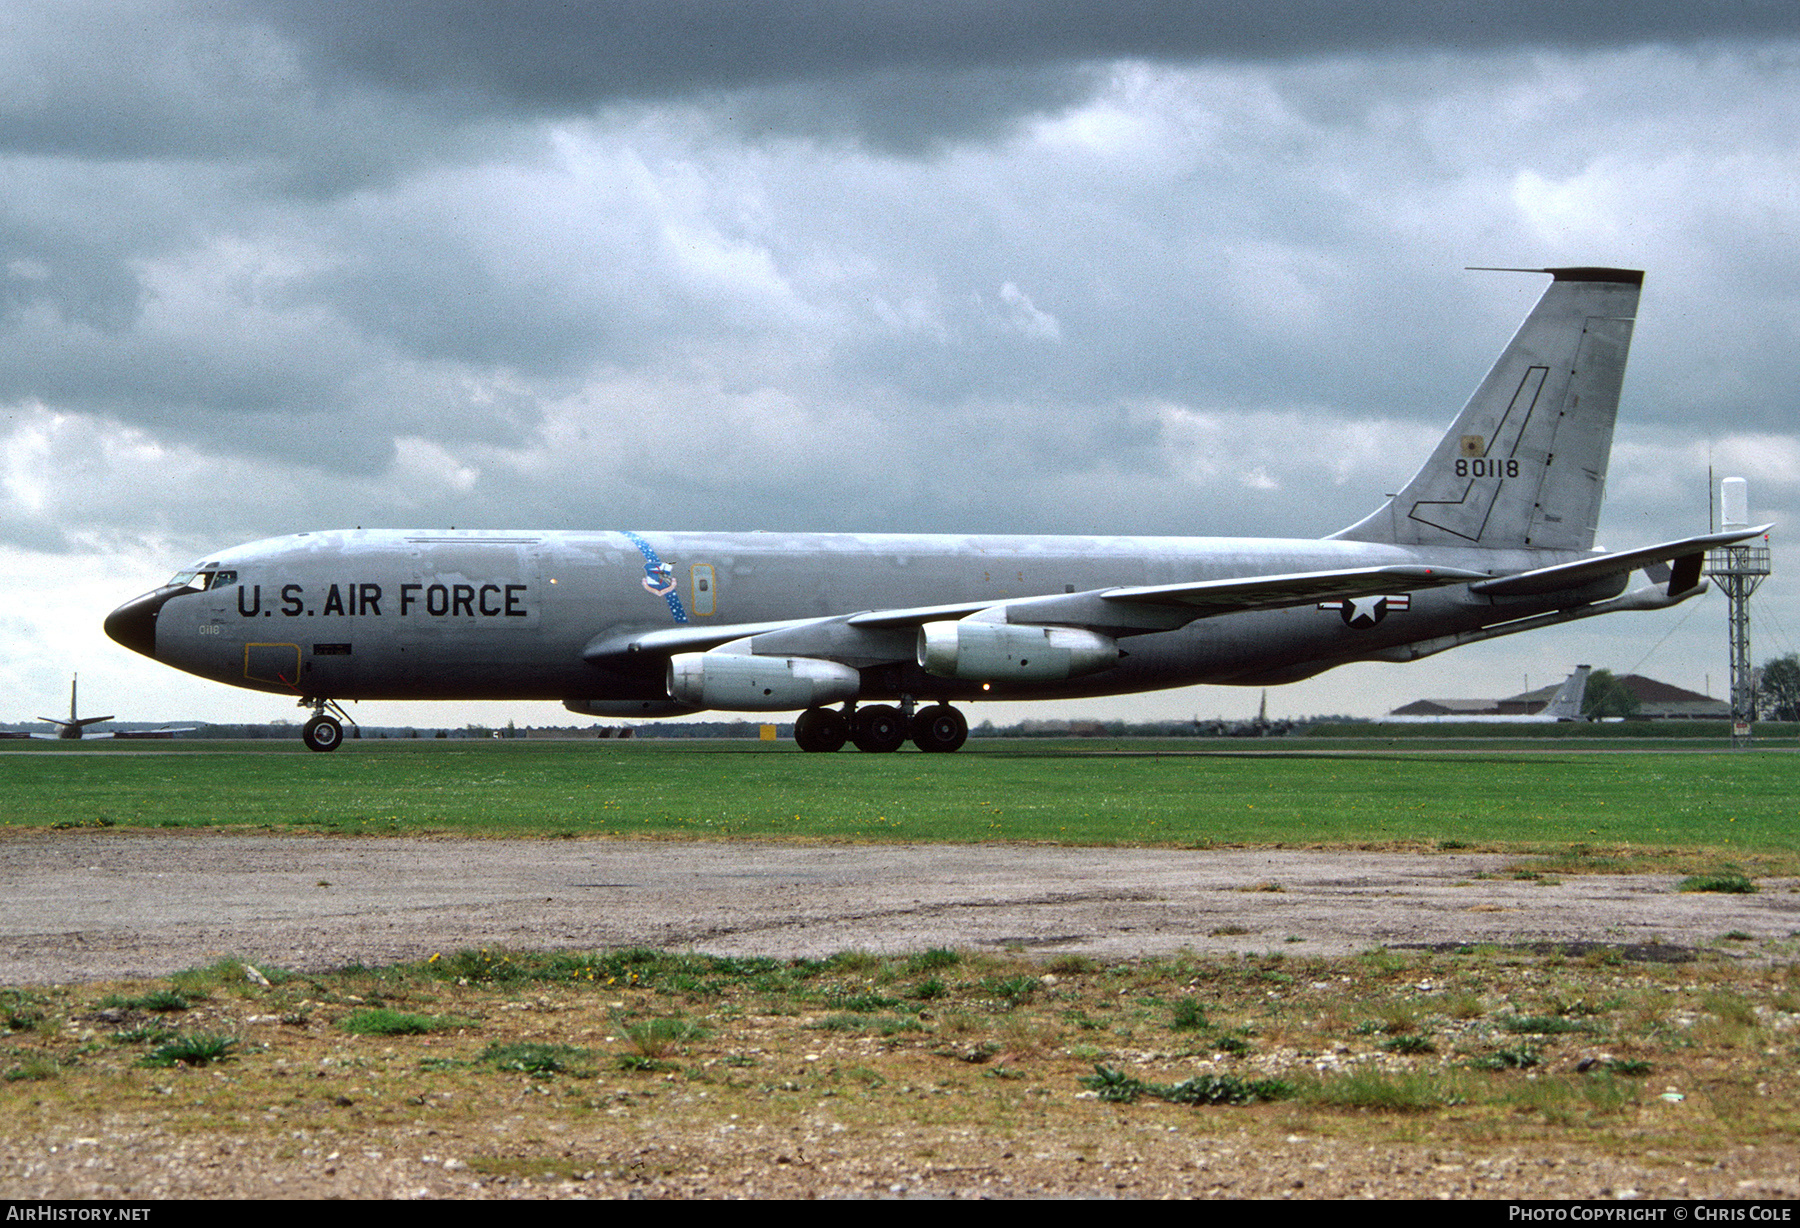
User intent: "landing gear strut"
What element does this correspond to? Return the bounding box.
[299,698,357,753]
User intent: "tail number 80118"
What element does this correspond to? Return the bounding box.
[1455,458,1519,478]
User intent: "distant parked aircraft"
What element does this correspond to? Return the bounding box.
[1196,690,1293,737]
[1391,665,1592,722]
[0,675,193,740]
[1539,665,1592,722]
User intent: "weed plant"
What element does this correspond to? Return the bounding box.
[480,1042,597,1078]
[1679,872,1757,894]
[340,1008,460,1036]
[620,1016,707,1057]
[139,1033,237,1068]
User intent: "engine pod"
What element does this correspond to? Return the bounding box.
[667,652,861,711]
[917,621,1119,681]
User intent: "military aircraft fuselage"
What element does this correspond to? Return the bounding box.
[103,268,1763,753]
[116,527,1611,706]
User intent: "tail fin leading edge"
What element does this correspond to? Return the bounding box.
[1335,267,1643,552]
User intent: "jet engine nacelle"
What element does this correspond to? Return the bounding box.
[666,652,861,711]
[917,621,1119,682]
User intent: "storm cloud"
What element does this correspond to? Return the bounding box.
[4,2,1799,725]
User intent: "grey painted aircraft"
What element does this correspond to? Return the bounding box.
[0,674,193,740]
[104,267,1766,753]
[1539,665,1593,722]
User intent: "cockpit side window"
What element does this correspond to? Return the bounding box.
[167,563,229,592]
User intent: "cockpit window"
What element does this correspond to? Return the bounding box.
[166,565,235,591]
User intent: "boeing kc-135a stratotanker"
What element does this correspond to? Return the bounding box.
[104,268,1768,753]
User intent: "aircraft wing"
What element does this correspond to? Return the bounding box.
[844,565,1488,641]
[582,617,846,663]
[984,564,1490,633]
[585,602,1010,664]
[845,568,1488,627]
[19,730,195,741]
[1470,525,1770,598]
[1098,565,1490,612]
[845,600,1017,629]
[586,564,1490,665]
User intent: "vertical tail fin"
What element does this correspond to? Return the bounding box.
[1541,665,1591,721]
[1334,268,1642,551]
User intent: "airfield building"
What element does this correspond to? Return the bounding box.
[1391,675,1727,720]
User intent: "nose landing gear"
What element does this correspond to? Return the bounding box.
[299,698,357,753]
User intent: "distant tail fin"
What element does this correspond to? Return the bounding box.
[38,674,112,737]
[1334,268,1642,551]
[1541,665,1591,721]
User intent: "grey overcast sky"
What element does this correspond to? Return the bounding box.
[6,1,1800,728]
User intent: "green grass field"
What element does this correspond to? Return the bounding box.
[2,738,1795,869]
[4,738,1798,1197]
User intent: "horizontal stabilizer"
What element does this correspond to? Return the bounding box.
[1470,525,1770,598]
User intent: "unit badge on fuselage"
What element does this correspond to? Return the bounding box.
[621,531,689,623]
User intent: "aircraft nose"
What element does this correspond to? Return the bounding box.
[104,587,178,659]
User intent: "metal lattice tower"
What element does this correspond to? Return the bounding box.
[1707,478,1771,749]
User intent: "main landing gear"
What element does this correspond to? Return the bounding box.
[794,701,968,754]
[299,698,358,753]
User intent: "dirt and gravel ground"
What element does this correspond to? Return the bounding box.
[4,832,1797,983]
[3,831,1797,1200]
